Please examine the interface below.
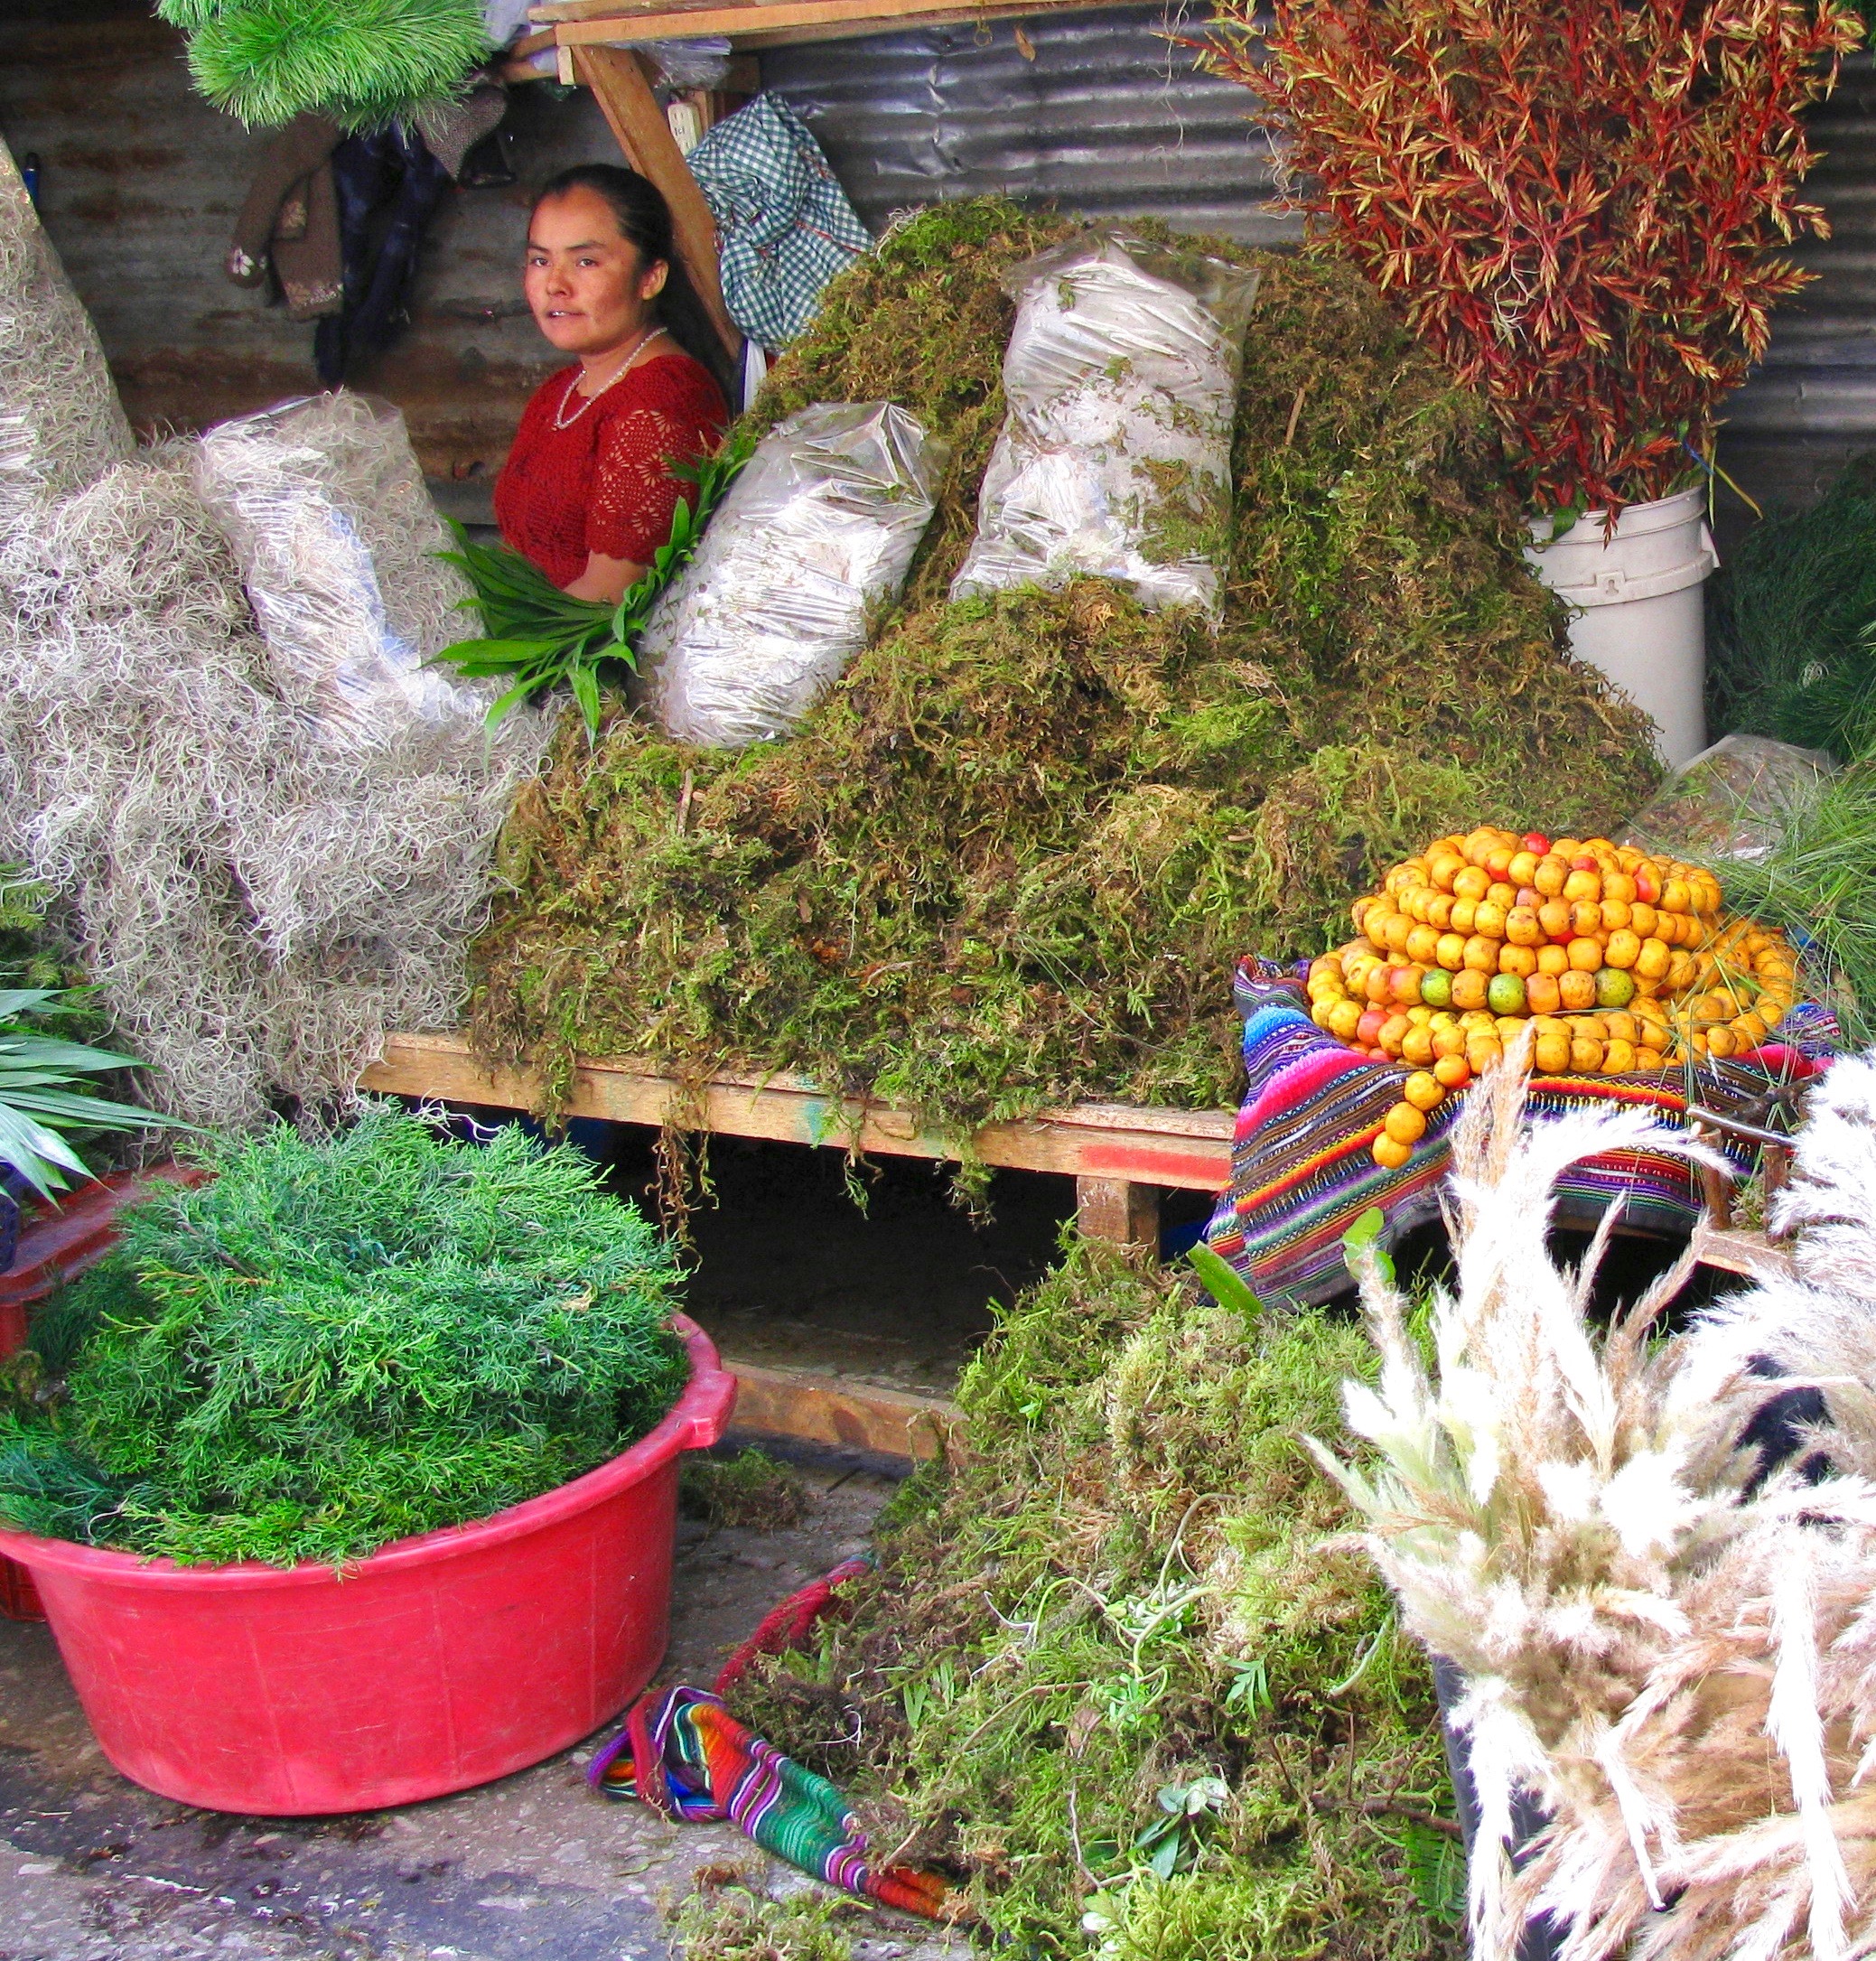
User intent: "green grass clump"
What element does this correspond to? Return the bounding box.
[669,1882,868,1961]
[159,0,490,130]
[722,1242,1457,1960]
[1708,454,1876,761]
[680,1447,809,1530]
[470,199,1658,1151]
[0,1106,686,1565]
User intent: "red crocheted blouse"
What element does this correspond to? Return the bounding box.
[494,350,728,589]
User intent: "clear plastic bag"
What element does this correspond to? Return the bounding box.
[637,402,946,749]
[950,230,1259,618]
[1619,733,1839,864]
[193,392,492,752]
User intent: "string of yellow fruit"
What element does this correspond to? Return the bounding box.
[1304,826,1801,1170]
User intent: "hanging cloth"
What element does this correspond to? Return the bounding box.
[686,94,869,350]
[225,111,343,322]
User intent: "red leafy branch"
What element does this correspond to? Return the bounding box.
[1208,0,1862,515]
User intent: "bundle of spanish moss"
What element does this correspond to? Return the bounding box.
[719,1244,1456,1959]
[470,199,1660,1150]
[0,151,546,1128]
[155,0,491,130]
[1324,1048,1876,1961]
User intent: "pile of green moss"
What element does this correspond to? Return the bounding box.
[0,1107,686,1566]
[470,199,1657,1145]
[720,1242,1458,1960]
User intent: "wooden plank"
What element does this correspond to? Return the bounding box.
[572,44,742,364]
[1075,1175,1160,1251]
[359,1031,1237,1191]
[546,0,1104,42]
[1692,1223,1797,1282]
[726,1362,959,1461]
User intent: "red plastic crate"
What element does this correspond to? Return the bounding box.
[0,1164,205,1624]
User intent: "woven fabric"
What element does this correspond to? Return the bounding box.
[493,351,727,584]
[593,1686,947,1919]
[1204,958,1833,1311]
[686,94,870,350]
[714,1553,871,1696]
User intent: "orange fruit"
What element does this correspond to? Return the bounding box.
[1463,935,1500,973]
[1427,893,1456,929]
[1570,1035,1605,1071]
[1433,1053,1472,1089]
[1381,913,1414,953]
[1328,1000,1363,1041]
[1450,898,1479,936]
[1431,1024,1467,1060]
[1505,907,1543,948]
[1403,1070,1444,1111]
[1525,972,1562,1014]
[1705,1024,1737,1060]
[1559,969,1597,1011]
[1569,900,1603,938]
[1466,1038,1503,1074]
[1402,1027,1437,1067]
[1473,901,1507,939]
[1436,932,1467,972]
[1389,965,1425,1005]
[1451,970,1489,1012]
[1498,943,1537,979]
[1372,1134,1413,1170]
[1533,856,1569,896]
[1405,925,1441,966]
[1602,1012,1638,1044]
[1603,929,1641,970]
[1384,1101,1428,1145]
[1535,944,1570,978]
[1533,1032,1572,1073]
[1601,872,1637,904]
[1536,899,1572,940]
[1635,938,1670,982]
[1599,897,1631,932]
[1567,937,1603,973]
[1637,1019,1669,1053]
[1601,1039,1637,1074]
[1563,869,1602,903]
[1453,866,1490,901]
[1629,901,1657,938]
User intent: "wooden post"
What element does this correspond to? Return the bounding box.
[572,44,742,365]
[1076,1175,1160,1252]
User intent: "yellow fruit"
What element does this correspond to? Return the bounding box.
[1601,871,1637,904]
[1377,1013,1410,1057]
[1505,906,1543,948]
[1570,1035,1605,1072]
[1603,1012,1638,1044]
[1495,1014,1526,1041]
[1603,929,1640,970]
[1661,877,1691,914]
[1381,912,1414,953]
[1733,1011,1768,1048]
[1466,1038,1504,1074]
[1431,1024,1467,1060]
[1453,866,1490,901]
[1427,893,1455,929]
[1705,1024,1737,1059]
[1402,1026,1436,1067]
[1535,944,1571,978]
[1428,854,1464,892]
[1384,1101,1428,1145]
[1533,1032,1572,1073]
[1405,1004,1434,1026]
[1450,898,1479,936]
[1404,1071,1444,1111]
[1569,900,1603,938]
[1433,1054,1472,1089]
[1372,1134,1414,1170]
[1563,869,1602,903]
[1473,901,1507,939]
[1637,1019,1669,1053]
[1463,935,1499,973]
[1666,952,1697,993]
[1498,943,1537,979]
[1451,969,1489,1012]
[1629,901,1657,938]
[1507,850,1541,888]
[1536,899,1572,940]
[1525,971,1561,1014]
[1533,855,1569,896]
[1328,1000,1363,1042]
[1635,938,1670,982]
[1405,924,1441,966]
[1601,1039,1637,1074]
[1599,897,1631,932]
[1567,937,1603,973]
[1435,932,1467,972]
[1759,997,1786,1029]
[1559,969,1597,1012]
[1458,1009,1497,1034]
[1312,1000,1335,1029]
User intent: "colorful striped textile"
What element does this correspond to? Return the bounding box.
[1204,958,1832,1311]
[593,1686,949,1919]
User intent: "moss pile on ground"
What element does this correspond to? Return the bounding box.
[470,199,1657,1141]
[721,1242,1459,1960]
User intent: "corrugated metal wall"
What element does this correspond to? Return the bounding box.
[1717,51,1876,528]
[762,4,1296,244]
[3,1,1871,528]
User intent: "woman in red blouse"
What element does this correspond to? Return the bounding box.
[495,165,731,602]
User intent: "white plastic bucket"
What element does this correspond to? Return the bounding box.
[1524,486,1718,768]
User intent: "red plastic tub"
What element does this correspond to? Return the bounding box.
[0,1314,735,1814]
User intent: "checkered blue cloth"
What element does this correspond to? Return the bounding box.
[686,93,870,350]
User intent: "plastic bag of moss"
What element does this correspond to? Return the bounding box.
[637,402,946,748]
[0,1106,688,1566]
[950,230,1259,618]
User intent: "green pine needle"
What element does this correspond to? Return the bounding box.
[180,0,491,130]
[0,1107,688,1566]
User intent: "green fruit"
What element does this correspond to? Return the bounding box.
[1420,968,1453,1010]
[1594,966,1636,1010]
[1487,972,1526,1015]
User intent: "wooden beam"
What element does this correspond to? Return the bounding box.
[361,1032,1237,1196]
[572,44,742,364]
[1692,1222,1797,1283]
[726,1362,959,1461]
[1075,1176,1160,1252]
[545,0,1105,42]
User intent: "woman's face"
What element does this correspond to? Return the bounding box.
[524,186,668,359]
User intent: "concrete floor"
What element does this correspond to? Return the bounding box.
[0,1459,958,1961]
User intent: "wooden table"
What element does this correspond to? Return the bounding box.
[361,1032,1237,1460]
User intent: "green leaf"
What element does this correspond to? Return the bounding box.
[1186,1243,1262,1323]
[569,663,603,738]
[1342,1206,1395,1285]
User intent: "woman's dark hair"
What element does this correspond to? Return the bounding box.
[535,163,737,406]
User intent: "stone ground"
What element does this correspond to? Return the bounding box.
[0,1452,969,1961]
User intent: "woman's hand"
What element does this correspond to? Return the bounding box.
[565,551,648,604]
